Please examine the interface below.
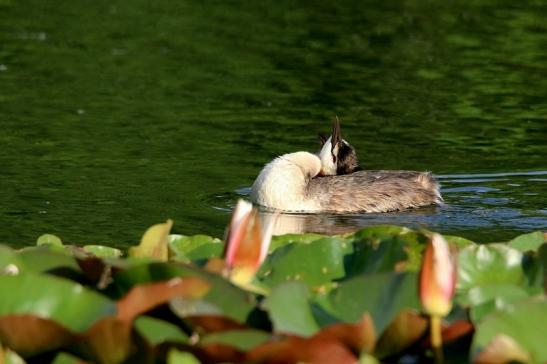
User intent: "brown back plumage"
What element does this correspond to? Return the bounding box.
[308,170,442,213]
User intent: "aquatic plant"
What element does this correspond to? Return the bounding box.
[0,219,545,363]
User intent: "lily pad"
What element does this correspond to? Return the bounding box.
[0,273,116,332]
[167,349,200,364]
[83,245,123,258]
[258,237,351,288]
[200,329,271,351]
[135,316,188,345]
[467,284,531,323]
[344,239,408,278]
[263,281,320,337]
[321,272,420,334]
[269,233,325,252]
[472,297,547,363]
[169,234,222,261]
[115,263,255,323]
[52,352,87,364]
[508,231,545,252]
[457,244,526,304]
[36,234,63,247]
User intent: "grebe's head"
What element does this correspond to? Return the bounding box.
[317,117,360,176]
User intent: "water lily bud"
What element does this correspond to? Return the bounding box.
[419,233,457,317]
[224,199,276,285]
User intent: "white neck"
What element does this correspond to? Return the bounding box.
[251,152,322,211]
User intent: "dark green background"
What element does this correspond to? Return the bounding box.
[1,0,546,247]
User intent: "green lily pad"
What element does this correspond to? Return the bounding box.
[457,244,526,303]
[83,245,123,258]
[508,231,545,252]
[0,246,80,275]
[467,284,531,323]
[184,243,223,261]
[169,234,222,261]
[348,226,413,241]
[263,281,320,337]
[344,239,408,278]
[472,297,547,363]
[167,349,200,364]
[36,234,63,247]
[269,233,325,252]
[135,316,188,345]
[115,263,255,323]
[0,273,116,332]
[444,235,475,248]
[321,272,420,334]
[258,237,351,288]
[348,227,427,272]
[0,245,23,274]
[51,352,86,364]
[200,329,271,351]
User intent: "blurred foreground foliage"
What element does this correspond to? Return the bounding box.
[0,223,546,364]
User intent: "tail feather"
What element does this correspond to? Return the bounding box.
[416,172,443,204]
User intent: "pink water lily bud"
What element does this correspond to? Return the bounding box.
[419,233,457,317]
[223,199,276,285]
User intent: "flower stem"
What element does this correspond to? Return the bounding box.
[430,315,444,364]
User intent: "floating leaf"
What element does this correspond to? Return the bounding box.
[36,234,63,247]
[472,298,547,363]
[457,244,525,305]
[467,284,531,323]
[321,272,420,334]
[0,274,115,332]
[135,316,188,345]
[115,263,255,323]
[79,277,209,364]
[17,247,81,273]
[169,234,222,257]
[52,352,88,364]
[344,238,408,278]
[269,233,325,252]
[0,274,115,356]
[258,237,351,288]
[443,235,474,248]
[263,281,320,337]
[167,349,201,364]
[185,243,224,262]
[83,245,123,258]
[129,220,173,261]
[508,231,545,252]
[200,329,271,351]
[348,226,427,271]
[0,245,23,274]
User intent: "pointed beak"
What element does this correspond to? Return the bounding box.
[331,117,342,153]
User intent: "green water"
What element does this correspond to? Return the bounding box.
[1,0,546,247]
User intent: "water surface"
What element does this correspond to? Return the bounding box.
[1,0,546,247]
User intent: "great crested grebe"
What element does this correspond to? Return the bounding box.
[250,119,443,213]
